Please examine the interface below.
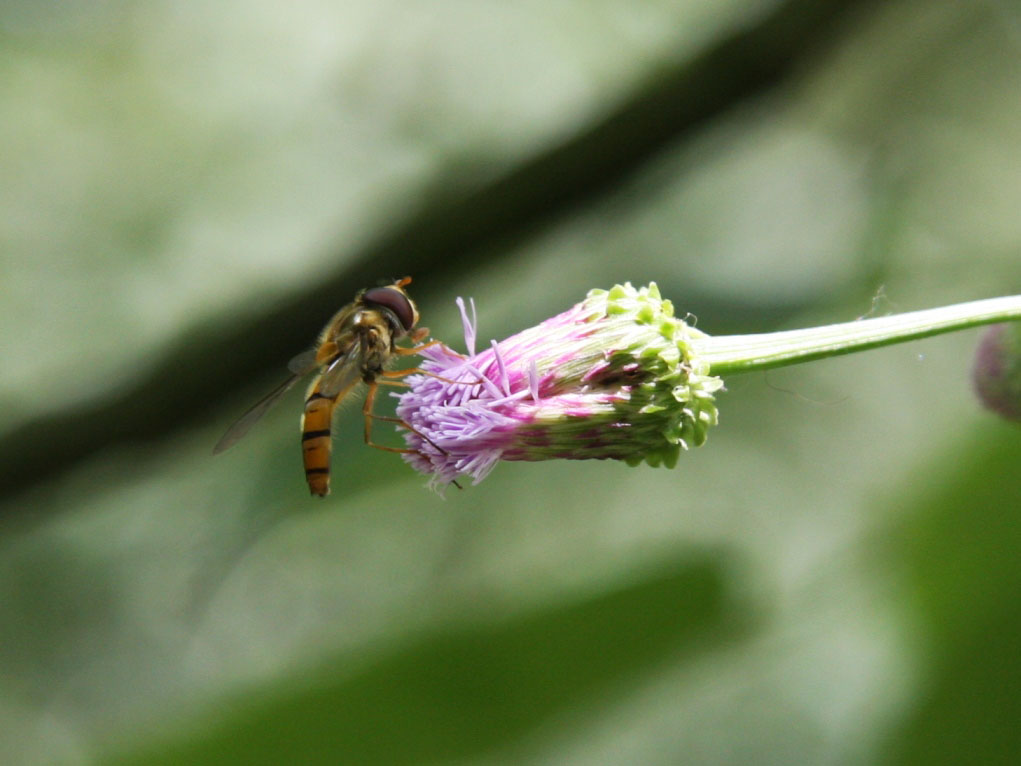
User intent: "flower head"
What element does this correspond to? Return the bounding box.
[395,282,723,488]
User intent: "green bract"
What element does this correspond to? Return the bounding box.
[580,283,723,468]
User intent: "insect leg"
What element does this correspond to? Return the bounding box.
[367,380,463,490]
[393,338,446,356]
[362,381,419,455]
[380,367,479,386]
[364,382,450,455]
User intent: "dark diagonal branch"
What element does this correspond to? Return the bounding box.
[0,0,879,510]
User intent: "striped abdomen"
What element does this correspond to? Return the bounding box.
[301,383,337,497]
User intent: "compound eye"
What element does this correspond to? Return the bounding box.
[363,286,416,332]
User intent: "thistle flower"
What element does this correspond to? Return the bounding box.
[397,284,1021,489]
[395,283,722,487]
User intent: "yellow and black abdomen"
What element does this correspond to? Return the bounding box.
[301,380,337,497]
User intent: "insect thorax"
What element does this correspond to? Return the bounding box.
[357,317,395,381]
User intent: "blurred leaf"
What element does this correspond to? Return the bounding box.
[113,555,739,765]
[882,424,1021,765]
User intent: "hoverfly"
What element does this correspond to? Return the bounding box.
[213,277,442,496]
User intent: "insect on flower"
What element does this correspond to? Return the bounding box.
[213,277,449,496]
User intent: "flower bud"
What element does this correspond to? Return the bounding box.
[973,323,1021,422]
[396,282,723,487]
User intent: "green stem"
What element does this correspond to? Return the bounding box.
[696,295,1021,376]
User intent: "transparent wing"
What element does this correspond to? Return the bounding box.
[212,373,303,454]
[287,348,318,376]
[318,339,363,398]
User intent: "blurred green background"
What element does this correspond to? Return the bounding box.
[2,0,1020,763]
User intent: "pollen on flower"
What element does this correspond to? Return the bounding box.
[395,283,723,488]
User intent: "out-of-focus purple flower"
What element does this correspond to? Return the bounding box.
[395,283,723,488]
[973,323,1021,422]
